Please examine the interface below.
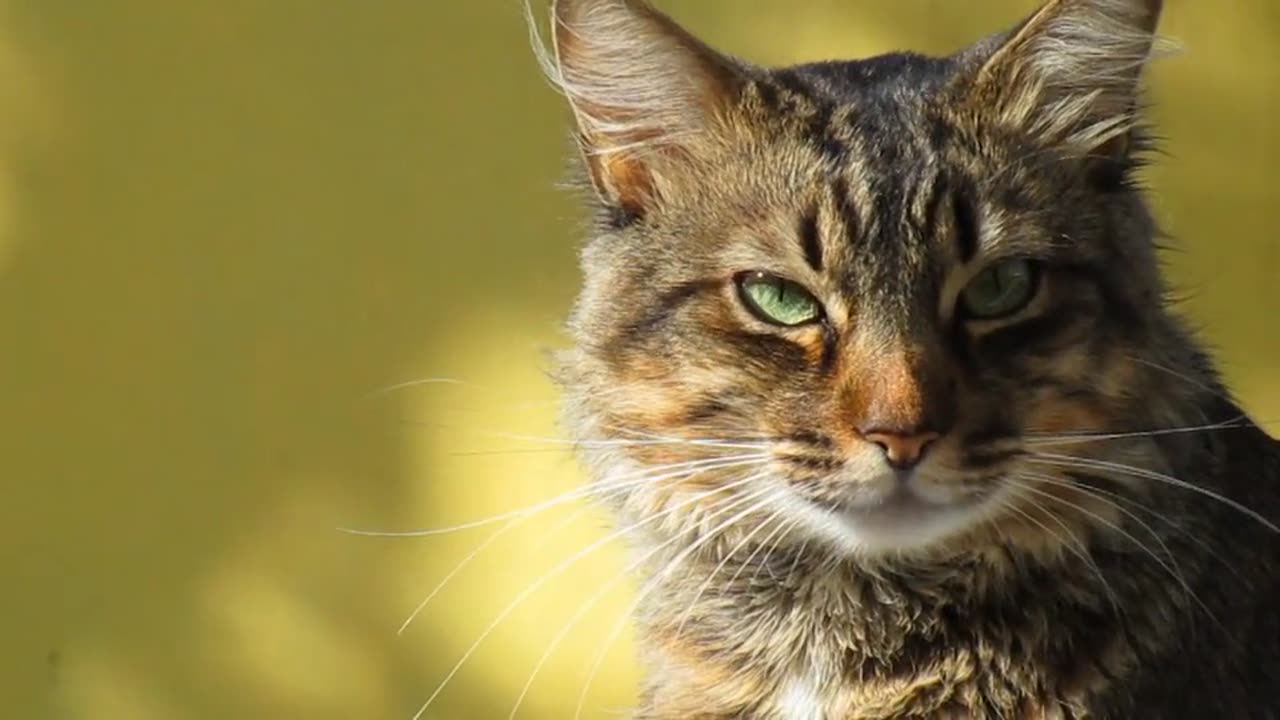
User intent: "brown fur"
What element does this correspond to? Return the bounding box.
[541,0,1280,717]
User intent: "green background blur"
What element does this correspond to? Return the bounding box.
[1,1,1276,718]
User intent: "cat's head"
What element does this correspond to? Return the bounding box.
[547,0,1200,559]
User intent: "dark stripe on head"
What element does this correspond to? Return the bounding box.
[927,117,954,153]
[773,69,813,99]
[753,79,781,113]
[767,70,849,162]
[759,72,808,117]
[612,278,718,350]
[806,103,848,162]
[951,183,980,262]
[799,207,823,272]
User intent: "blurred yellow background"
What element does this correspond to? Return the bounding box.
[1,1,1276,718]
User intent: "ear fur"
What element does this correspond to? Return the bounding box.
[968,0,1165,157]
[539,0,743,217]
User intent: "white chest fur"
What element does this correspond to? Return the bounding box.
[777,674,825,720]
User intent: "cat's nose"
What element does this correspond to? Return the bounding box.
[861,429,941,470]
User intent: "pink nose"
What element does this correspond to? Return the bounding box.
[862,430,940,470]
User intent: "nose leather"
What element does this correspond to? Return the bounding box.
[862,430,940,470]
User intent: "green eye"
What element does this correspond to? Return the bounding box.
[736,272,823,326]
[960,259,1039,319]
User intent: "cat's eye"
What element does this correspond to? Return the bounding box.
[736,272,823,327]
[960,259,1039,320]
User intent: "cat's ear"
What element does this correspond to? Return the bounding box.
[546,0,743,217]
[965,0,1163,157]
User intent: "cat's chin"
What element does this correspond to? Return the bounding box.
[780,482,999,556]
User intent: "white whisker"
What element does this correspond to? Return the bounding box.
[396,420,770,452]
[1128,356,1232,402]
[1009,475,1221,633]
[396,517,523,636]
[783,536,811,583]
[507,537,658,719]
[571,485,781,720]
[410,471,771,719]
[362,377,468,401]
[340,454,768,538]
[1002,490,1124,620]
[670,508,786,640]
[733,516,797,588]
[507,484,775,718]
[1026,415,1248,446]
[1027,471,1251,587]
[1028,453,1280,534]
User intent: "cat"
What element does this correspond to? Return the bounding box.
[541,0,1280,717]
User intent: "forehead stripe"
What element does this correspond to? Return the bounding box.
[951,183,980,262]
[799,207,823,272]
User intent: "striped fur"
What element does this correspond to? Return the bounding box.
[543,0,1280,717]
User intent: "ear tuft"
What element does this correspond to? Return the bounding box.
[970,0,1167,156]
[534,0,742,217]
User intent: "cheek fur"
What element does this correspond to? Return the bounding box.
[1018,349,1139,435]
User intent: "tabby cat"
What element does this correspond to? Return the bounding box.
[543,0,1280,717]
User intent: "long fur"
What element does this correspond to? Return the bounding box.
[540,1,1280,717]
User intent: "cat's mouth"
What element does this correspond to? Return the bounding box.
[789,476,1002,553]
[843,484,981,516]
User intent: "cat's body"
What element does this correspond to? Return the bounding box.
[540,0,1280,717]
[629,413,1280,719]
